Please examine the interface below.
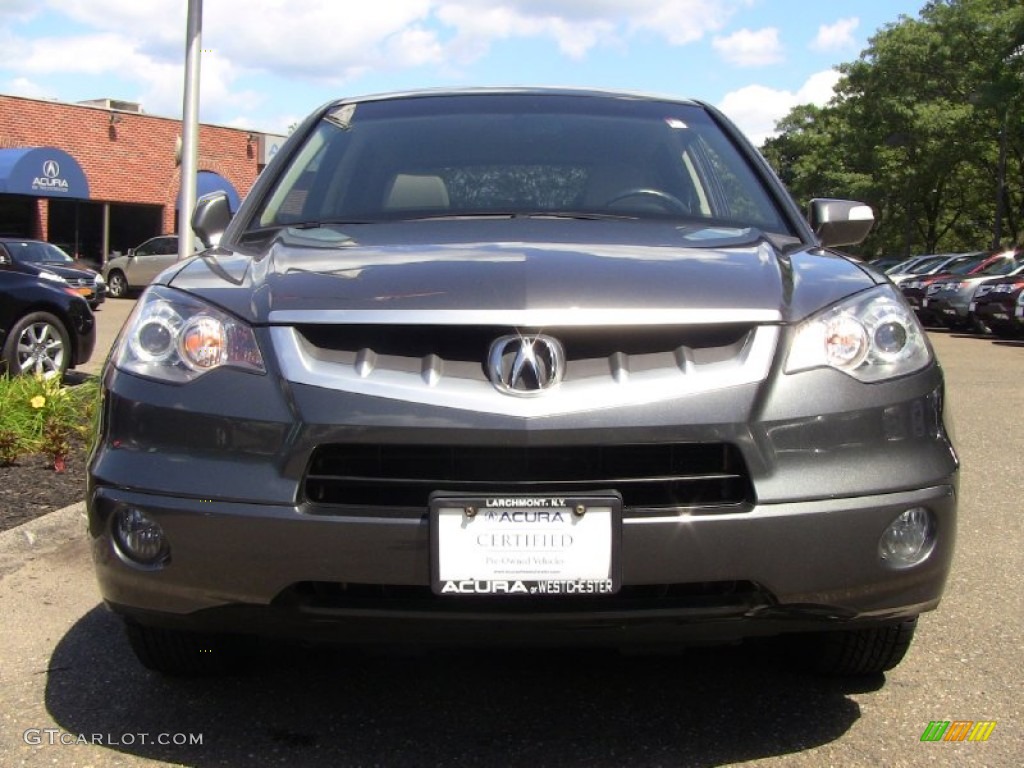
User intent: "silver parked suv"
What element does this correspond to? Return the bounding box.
[88,89,958,677]
[102,235,199,298]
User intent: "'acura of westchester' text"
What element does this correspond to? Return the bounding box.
[87,88,958,678]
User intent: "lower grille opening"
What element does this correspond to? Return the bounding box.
[303,442,753,513]
[275,581,771,614]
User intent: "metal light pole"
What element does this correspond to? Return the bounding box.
[178,0,202,259]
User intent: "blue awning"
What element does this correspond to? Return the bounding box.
[0,147,91,199]
[177,171,241,212]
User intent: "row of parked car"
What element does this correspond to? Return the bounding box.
[881,248,1024,338]
[0,235,183,378]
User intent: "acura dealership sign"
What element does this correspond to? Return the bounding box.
[33,159,70,193]
[0,146,90,199]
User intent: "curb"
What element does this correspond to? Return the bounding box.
[0,501,87,578]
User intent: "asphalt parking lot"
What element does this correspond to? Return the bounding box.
[79,297,136,377]
[0,307,1021,767]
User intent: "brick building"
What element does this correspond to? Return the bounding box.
[0,93,284,263]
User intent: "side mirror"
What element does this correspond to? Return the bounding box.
[808,198,875,248]
[192,191,233,249]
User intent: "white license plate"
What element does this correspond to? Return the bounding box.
[968,302,976,312]
[431,495,620,596]
[921,299,930,308]
[994,312,1009,320]
[1016,307,1023,319]
[942,308,957,316]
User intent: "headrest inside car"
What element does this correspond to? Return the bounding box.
[384,173,450,210]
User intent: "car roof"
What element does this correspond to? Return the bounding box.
[325,86,704,110]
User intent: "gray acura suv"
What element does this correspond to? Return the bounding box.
[88,89,958,677]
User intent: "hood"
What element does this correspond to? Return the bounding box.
[15,261,98,281]
[164,220,877,325]
[972,274,1024,303]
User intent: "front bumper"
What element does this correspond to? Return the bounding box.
[70,303,96,367]
[973,300,1023,333]
[89,482,956,644]
[923,295,970,326]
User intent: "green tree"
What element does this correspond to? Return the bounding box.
[762,0,1024,257]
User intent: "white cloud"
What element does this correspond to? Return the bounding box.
[5,77,55,99]
[811,17,859,53]
[718,69,841,146]
[17,33,143,76]
[4,1,746,126]
[796,69,843,105]
[436,0,737,60]
[712,27,783,68]
[0,0,40,23]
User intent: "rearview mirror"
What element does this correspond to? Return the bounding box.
[192,191,233,249]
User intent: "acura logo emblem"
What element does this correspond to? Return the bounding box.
[42,160,60,179]
[488,334,565,395]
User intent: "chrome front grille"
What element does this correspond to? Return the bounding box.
[271,312,779,417]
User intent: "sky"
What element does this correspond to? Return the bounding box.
[0,0,929,146]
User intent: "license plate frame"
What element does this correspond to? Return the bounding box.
[430,494,621,596]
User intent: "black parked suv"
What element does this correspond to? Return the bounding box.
[0,269,96,378]
[88,89,958,678]
[0,237,105,307]
[970,264,1024,337]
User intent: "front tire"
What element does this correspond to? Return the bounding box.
[797,618,918,677]
[106,270,129,299]
[124,621,252,676]
[1,311,71,379]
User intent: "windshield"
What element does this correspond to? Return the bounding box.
[944,254,987,274]
[5,241,74,265]
[902,256,947,274]
[250,94,791,236]
[983,253,1024,276]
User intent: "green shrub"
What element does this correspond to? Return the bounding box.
[0,375,99,471]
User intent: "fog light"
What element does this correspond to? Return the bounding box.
[879,507,935,567]
[114,508,167,565]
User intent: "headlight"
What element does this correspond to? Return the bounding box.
[785,284,931,383]
[39,270,67,284]
[114,286,265,382]
[94,274,106,286]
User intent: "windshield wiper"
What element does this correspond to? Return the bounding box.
[517,211,639,221]
[289,218,380,229]
[391,210,641,223]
